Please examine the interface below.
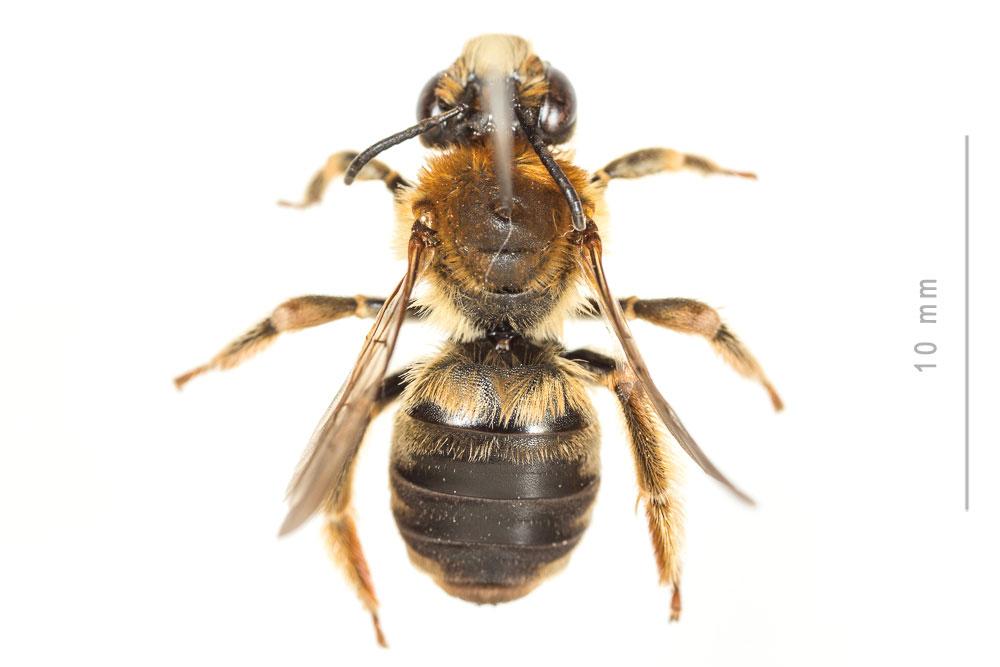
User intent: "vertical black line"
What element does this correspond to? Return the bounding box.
[964,135,970,511]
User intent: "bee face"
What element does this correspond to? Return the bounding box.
[416,35,578,148]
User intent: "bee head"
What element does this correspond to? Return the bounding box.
[416,34,577,148]
[345,35,588,232]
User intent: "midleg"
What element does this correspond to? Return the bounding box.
[174,295,386,389]
[278,151,411,209]
[626,297,782,410]
[578,297,782,411]
[591,147,756,184]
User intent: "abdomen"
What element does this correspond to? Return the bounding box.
[390,340,600,603]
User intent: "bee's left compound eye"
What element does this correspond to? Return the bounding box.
[536,66,577,145]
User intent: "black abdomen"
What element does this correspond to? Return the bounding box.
[390,340,600,603]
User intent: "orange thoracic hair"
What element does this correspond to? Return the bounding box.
[395,142,602,343]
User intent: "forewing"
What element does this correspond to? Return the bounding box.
[577,232,755,505]
[279,237,431,535]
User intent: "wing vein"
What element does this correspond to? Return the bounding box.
[279,229,434,535]
[577,228,754,505]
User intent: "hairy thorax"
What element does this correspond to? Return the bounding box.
[398,142,600,341]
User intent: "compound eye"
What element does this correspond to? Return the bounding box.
[416,72,453,147]
[417,73,444,121]
[536,66,577,144]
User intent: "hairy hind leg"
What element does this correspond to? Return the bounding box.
[325,501,386,646]
[564,348,685,622]
[611,365,685,620]
[322,370,408,648]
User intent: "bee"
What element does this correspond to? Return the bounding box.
[175,34,782,647]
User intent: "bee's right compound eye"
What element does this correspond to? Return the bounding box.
[417,73,444,120]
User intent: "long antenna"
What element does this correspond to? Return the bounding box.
[513,104,588,231]
[344,104,469,184]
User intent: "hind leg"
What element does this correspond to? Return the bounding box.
[564,349,685,621]
[320,370,408,647]
[610,365,686,620]
[324,488,387,646]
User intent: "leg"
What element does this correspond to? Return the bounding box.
[614,365,686,621]
[626,297,782,411]
[565,349,685,621]
[578,297,782,411]
[174,295,387,389]
[278,151,411,209]
[323,370,407,648]
[590,147,756,185]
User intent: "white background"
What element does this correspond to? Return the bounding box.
[2,2,998,665]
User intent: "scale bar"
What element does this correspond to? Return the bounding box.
[964,135,970,512]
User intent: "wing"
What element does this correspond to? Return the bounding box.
[576,225,755,505]
[278,230,434,536]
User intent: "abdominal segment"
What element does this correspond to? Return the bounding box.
[390,340,600,603]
